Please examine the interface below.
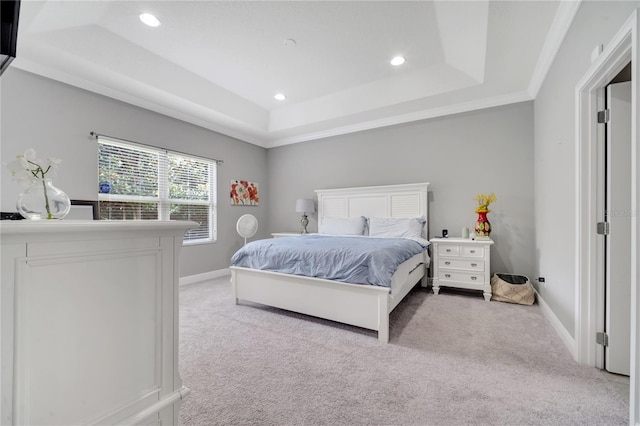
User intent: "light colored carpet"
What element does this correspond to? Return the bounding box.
[178,278,628,425]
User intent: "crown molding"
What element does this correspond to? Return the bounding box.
[528,0,582,98]
[265,91,533,149]
[11,60,270,148]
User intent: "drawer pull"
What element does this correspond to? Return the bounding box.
[471,276,477,281]
[469,250,476,253]
[444,261,451,265]
[446,249,452,252]
[471,263,477,267]
[444,274,451,278]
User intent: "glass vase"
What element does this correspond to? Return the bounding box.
[16,178,71,220]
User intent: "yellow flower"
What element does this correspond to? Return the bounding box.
[474,192,496,213]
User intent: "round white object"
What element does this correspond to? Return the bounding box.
[236,214,258,239]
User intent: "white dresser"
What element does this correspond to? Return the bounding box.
[430,237,494,301]
[0,220,194,425]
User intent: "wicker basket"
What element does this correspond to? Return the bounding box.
[490,273,535,305]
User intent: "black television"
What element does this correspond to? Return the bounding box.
[0,0,21,76]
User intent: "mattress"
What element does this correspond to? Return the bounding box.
[230,234,429,288]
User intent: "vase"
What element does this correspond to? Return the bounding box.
[16,178,71,220]
[474,211,491,236]
[461,226,470,239]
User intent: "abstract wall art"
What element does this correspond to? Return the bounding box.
[230,180,259,206]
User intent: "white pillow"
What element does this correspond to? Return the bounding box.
[319,216,366,236]
[368,217,425,239]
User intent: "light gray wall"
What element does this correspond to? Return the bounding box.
[7,0,629,311]
[0,68,268,276]
[267,101,535,279]
[534,1,639,337]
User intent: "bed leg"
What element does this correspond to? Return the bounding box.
[377,294,389,343]
[230,269,239,305]
[378,327,389,343]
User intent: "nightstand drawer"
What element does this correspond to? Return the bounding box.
[439,259,485,272]
[462,246,484,257]
[437,245,461,256]
[440,271,485,285]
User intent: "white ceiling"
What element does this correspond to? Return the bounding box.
[12,0,581,148]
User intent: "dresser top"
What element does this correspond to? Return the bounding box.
[430,237,494,245]
[0,220,197,236]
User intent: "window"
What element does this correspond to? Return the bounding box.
[97,137,217,244]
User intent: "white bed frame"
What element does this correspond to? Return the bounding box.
[230,182,430,343]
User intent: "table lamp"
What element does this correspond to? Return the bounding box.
[295,198,315,234]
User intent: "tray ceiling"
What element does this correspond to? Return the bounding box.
[12,1,580,148]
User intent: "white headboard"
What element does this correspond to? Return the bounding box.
[315,182,429,238]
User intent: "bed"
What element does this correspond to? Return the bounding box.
[230,182,430,343]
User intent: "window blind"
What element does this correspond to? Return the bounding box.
[97,137,217,244]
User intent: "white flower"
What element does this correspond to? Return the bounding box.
[4,149,62,187]
[47,157,62,167]
[6,160,34,186]
[22,147,37,162]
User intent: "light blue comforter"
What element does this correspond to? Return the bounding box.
[230,235,429,288]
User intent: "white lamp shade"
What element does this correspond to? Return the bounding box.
[296,198,315,213]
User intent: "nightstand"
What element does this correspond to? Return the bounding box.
[430,237,494,301]
[271,232,303,238]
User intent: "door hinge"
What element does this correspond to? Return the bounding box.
[597,109,610,123]
[596,332,609,347]
[597,222,610,235]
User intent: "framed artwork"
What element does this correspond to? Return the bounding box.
[230,180,259,206]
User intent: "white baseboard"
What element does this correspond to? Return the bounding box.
[535,290,577,359]
[180,269,230,286]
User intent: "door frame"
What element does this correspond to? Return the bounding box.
[576,9,639,423]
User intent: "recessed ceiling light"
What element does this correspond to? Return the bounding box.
[390,56,406,66]
[274,93,286,101]
[140,13,160,27]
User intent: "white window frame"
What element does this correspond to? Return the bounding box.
[97,136,217,245]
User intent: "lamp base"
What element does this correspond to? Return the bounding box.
[300,214,309,234]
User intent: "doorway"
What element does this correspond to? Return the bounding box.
[575,10,639,424]
[601,71,631,377]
